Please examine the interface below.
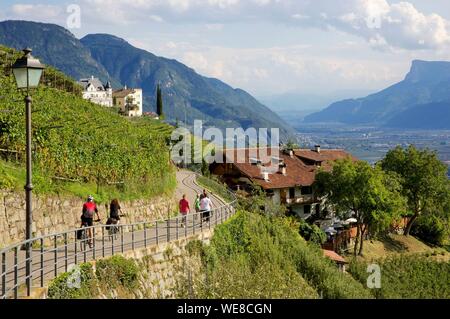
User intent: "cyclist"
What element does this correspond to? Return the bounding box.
[81,195,101,248]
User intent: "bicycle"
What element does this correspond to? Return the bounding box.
[76,219,101,251]
[106,218,121,241]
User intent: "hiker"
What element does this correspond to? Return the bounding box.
[179,194,190,228]
[81,195,101,248]
[194,194,201,213]
[200,192,213,223]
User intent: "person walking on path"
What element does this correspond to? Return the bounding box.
[200,192,213,224]
[194,194,201,212]
[179,194,190,228]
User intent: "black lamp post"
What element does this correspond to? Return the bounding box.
[12,48,45,296]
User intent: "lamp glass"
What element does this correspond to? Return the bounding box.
[12,67,28,89]
[27,68,43,88]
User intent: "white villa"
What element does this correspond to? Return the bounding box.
[79,76,113,107]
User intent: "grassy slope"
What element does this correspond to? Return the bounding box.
[186,211,372,299]
[351,234,450,262]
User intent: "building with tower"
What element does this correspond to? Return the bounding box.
[78,76,113,107]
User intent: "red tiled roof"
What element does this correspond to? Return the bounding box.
[294,149,356,163]
[113,89,135,98]
[323,249,347,263]
[214,147,356,190]
[219,148,316,189]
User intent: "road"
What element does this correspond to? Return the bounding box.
[1,170,234,299]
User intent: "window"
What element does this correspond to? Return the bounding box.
[289,188,295,199]
[304,205,311,215]
[301,186,312,195]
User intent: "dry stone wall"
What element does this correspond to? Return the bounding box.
[0,191,176,248]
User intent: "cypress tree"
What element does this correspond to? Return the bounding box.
[156,84,164,119]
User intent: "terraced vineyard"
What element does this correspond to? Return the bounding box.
[0,45,175,201]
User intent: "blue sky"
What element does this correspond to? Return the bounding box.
[1,0,450,98]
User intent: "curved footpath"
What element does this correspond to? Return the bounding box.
[0,170,235,299]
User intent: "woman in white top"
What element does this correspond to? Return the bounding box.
[200,193,213,223]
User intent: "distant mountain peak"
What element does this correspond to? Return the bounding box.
[405,59,450,84]
[82,33,128,44]
[305,58,450,128]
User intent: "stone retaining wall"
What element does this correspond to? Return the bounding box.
[0,192,176,248]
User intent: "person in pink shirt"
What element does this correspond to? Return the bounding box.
[179,194,190,228]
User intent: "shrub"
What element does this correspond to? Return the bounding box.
[298,219,327,245]
[96,255,139,289]
[411,215,449,247]
[48,263,95,299]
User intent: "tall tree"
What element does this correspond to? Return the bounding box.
[156,84,164,119]
[316,159,405,256]
[380,145,449,236]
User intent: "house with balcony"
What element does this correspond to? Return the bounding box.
[209,146,355,219]
[113,86,143,117]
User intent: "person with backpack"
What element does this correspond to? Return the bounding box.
[109,199,123,221]
[81,195,101,248]
[179,194,190,228]
[106,199,123,236]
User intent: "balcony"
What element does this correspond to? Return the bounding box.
[285,194,316,205]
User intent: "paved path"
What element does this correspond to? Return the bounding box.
[1,170,234,299]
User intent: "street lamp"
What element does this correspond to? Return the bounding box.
[12,48,45,296]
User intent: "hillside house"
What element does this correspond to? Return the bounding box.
[79,76,113,107]
[113,86,143,117]
[209,146,355,219]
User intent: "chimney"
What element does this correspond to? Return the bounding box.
[314,145,321,153]
[279,162,287,175]
[262,171,270,182]
[289,150,294,158]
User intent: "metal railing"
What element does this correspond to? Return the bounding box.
[0,179,237,299]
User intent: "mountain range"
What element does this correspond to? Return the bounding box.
[305,60,450,129]
[0,20,295,138]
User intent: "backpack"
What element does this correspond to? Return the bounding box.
[83,202,96,218]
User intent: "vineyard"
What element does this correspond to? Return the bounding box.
[349,254,450,299]
[0,45,176,201]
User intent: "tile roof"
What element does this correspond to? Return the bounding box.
[219,148,316,189]
[78,77,105,91]
[215,147,355,190]
[294,149,355,163]
[113,88,135,98]
[323,249,347,263]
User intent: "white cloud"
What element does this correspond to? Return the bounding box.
[75,0,450,51]
[8,4,64,23]
[206,23,224,31]
[149,15,164,23]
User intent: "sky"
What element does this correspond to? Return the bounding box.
[1,0,450,99]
